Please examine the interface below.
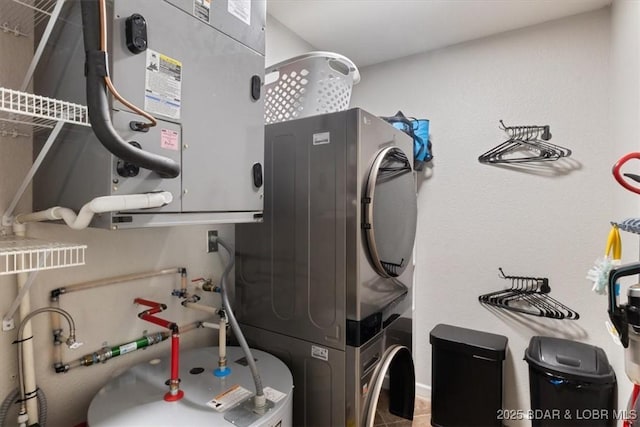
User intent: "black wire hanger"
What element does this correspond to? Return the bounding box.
[478,268,579,320]
[478,121,571,164]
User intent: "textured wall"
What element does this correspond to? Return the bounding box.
[351,7,634,423]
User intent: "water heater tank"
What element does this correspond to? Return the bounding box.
[87,346,293,427]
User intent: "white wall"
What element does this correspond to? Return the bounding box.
[265,14,315,67]
[351,7,634,422]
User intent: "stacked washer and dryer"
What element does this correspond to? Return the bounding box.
[236,108,418,426]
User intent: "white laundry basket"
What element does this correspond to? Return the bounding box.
[264,51,360,124]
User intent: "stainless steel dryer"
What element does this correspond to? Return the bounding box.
[236,108,417,426]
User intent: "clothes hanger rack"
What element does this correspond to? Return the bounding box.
[478,268,579,320]
[478,121,571,164]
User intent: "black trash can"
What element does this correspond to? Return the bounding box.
[525,336,617,427]
[430,324,508,427]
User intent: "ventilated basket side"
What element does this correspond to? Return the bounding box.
[264,54,359,124]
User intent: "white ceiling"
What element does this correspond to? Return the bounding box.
[267,0,612,67]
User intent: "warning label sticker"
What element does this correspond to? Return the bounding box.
[160,129,180,151]
[207,385,252,412]
[193,0,211,23]
[228,0,251,25]
[263,387,286,403]
[144,49,182,120]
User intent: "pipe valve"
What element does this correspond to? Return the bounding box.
[66,336,83,350]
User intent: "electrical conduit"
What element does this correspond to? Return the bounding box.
[0,388,47,427]
[215,237,265,408]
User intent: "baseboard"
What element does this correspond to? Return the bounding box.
[415,382,431,398]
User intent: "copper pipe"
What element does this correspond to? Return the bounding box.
[98,0,156,129]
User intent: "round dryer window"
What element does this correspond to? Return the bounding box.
[363,146,417,278]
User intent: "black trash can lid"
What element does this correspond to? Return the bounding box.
[524,336,615,384]
[430,324,508,361]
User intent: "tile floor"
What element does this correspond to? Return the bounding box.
[373,390,431,426]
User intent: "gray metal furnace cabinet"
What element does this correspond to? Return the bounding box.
[32,0,265,228]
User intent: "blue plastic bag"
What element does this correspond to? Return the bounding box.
[383,111,432,171]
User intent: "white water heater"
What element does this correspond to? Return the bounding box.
[87,346,293,427]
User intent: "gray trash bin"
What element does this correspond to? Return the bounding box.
[525,336,617,427]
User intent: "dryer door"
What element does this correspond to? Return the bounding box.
[363,146,417,278]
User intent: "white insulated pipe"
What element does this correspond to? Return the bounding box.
[200,319,227,373]
[200,322,221,330]
[15,192,173,229]
[12,223,38,425]
[219,317,226,364]
[183,302,219,316]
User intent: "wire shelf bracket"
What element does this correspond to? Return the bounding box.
[0,236,86,276]
[1,236,86,330]
[1,87,90,226]
[1,0,61,38]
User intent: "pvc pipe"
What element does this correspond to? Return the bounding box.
[180,321,199,334]
[54,268,183,295]
[200,322,221,330]
[3,267,40,325]
[17,307,78,424]
[182,302,218,316]
[12,222,38,424]
[204,319,229,376]
[219,317,226,364]
[15,192,173,229]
